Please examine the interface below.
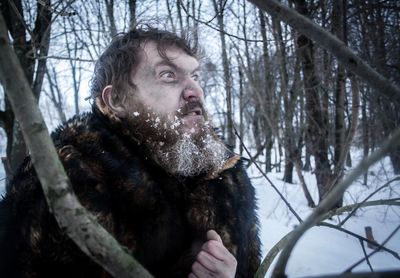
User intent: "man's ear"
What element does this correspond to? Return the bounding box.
[101,85,127,117]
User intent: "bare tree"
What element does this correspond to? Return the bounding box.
[212,0,235,149]
[0,0,52,188]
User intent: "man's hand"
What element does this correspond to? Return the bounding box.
[189,230,237,278]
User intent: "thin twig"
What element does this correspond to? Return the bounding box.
[255,230,294,278]
[255,207,400,278]
[30,55,95,62]
[178,0,265,43]
[272,127,400,278]
[322,198,400,221]
[359,239,374,272]
[233,124,303,223]
[343,225,400,273]
[320,223,400,261]
[338,176,400,227]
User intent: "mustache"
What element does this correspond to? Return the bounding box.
[177,101,205,117]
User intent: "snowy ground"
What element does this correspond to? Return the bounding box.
[0,150,399,277]
[253,153,400,277]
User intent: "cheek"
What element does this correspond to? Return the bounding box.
[149,89,181,114]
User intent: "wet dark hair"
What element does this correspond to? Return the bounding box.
[90,27,199,105]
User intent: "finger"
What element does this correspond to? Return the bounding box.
[197,250,222,272]
[201,239,231,261]
[191,261,215,278]
[206,229,222,243]
[188,273,199,278]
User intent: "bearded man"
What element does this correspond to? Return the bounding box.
[0,28,261,278]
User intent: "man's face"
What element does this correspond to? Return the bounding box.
[129,41,206,136]
[118,41,227,177]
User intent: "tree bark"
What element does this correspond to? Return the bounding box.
[129,0,137,29]
[294,0,334,203]
[212,0,235,149]
[332,0,346,170]
[105,0,117,38]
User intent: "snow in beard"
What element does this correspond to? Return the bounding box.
[133,106,228,176]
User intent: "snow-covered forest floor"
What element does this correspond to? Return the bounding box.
[253,150,400,277]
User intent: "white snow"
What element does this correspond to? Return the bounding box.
[253,153,400,277]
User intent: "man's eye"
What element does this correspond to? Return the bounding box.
[160,71,176,81]
[192,73,200,81]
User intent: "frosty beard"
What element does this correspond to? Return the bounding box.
[126,101,228,177]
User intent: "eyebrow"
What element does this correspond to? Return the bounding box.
[154,60,200,74]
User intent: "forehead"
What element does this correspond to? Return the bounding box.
[140,41,199,71]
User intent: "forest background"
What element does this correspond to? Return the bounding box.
[0,0,399,277]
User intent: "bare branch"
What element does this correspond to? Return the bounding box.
[0,13,153,278]
[338,176,400,226]
[178,0,265,43]
[254,230,293,278]
[320,223,400,260]
[343,225,400,273]
[255,199,400,278]
[359,239,374,272]
[271,127,400,277]
[247,0,400,103]
[31,55,95,62]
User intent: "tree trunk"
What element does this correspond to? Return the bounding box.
[105,0,117,38]
[333,0,346,169]
[0,0,52,187]
[129,0,137,29]
[212,0,235,149]
[294,0,334,204]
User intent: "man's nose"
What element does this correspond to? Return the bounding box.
[182,82,203,101]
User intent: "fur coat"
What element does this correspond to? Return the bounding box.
[0,108,261,278]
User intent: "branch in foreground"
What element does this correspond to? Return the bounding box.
[255,199,399,277]
[300,270,400,278]
[247,0,400,103]
[323,198,400,224]
[0,13,152,278]
[271,127,400,277]
[320,223,399,261]
[343,225,400,273]
[338,176,400,226]
[359,238,373,272]
[254,230,293,278]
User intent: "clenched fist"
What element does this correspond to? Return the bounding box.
[189,230,237,278]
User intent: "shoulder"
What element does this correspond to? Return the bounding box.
[52,112,100,148]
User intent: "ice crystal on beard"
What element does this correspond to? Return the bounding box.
[133,111,140,117]
[161,134,227,177]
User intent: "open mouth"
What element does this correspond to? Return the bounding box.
[186,107,203,116]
